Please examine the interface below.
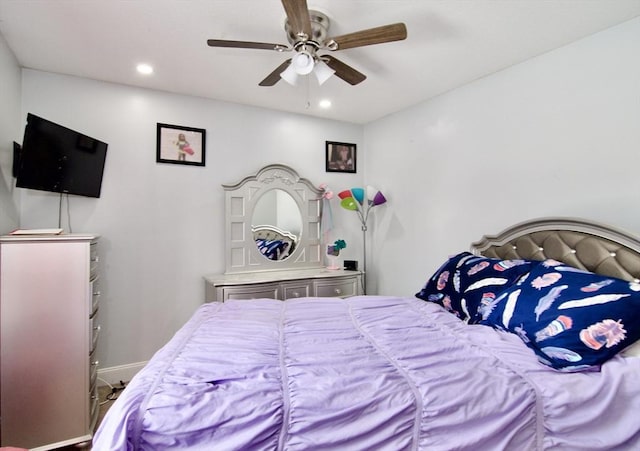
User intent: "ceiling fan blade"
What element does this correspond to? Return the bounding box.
[259,59,292,86]
[207,39,289,51]
[323,55,366,86]
[326,23,407,51]
[281,0,312,38]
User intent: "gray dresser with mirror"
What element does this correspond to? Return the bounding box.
[204,164,362,302]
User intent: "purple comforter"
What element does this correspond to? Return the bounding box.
[93,296,640,450]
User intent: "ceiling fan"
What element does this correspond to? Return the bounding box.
[207,0,407,87]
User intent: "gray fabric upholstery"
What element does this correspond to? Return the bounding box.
[471,217,640,282]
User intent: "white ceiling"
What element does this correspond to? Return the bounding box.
[1,0,639,124]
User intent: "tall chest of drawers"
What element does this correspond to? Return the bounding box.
[0,234,100,449]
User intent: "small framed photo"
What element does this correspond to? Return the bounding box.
[326,141,356,173]
[156,123,206,166]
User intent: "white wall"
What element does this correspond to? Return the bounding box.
[0,32,20,234]
[18,71,364,370]
[365,17,640,297]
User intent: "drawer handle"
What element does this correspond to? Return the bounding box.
[334,288,342,295]
[91,360,100,367]
[91,256,100,263]
[93,291,101,297]
[292,291,300,297]
[93,325,101,332]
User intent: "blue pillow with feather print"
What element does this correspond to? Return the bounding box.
[416,252,535,324]
[481,259,640,371]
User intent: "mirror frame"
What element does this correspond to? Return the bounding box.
[223,164,324,274]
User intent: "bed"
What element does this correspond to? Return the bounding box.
[93,217,640,450]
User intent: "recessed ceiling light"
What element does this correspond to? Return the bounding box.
[136,63,154,75]
[319,99,332,109]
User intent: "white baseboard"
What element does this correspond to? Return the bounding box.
[97,361,147,386]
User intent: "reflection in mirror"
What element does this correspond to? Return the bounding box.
[252,189,302,261]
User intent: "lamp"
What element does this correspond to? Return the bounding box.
[338,186,387,294]
[292,50,315,74]
[279,63,299,86]
[280,49,335,86]
[313,60,335,85]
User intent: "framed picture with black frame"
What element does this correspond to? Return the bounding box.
[156,123,206,167]
[325,141,356,173]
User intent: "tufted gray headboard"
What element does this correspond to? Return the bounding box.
[471,217,640,283]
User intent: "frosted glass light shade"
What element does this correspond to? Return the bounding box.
[280,63,299,85]
[313,60,335,85]
[292,50,314,75]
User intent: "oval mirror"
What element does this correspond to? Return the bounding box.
[251,189,302,261]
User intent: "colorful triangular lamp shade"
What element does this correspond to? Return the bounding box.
[366,186,387,206]
[339,186,386,210]
[340,197,359,211]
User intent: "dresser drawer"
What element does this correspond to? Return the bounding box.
[90,242,99,279]
[89,382,100,430]
[90,310,101,354]
[315,277,358,298]
[223,283,279,301]
[90,277,101,316]
[90,350,98,390]
[282,281,311,299]
[90,349,99,383]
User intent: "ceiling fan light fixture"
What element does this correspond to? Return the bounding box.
[280,63,299,85]
[292,50,315,75]
[207,3,408,89]
[313,60,335,85]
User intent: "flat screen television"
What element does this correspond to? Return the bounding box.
[16,113,108,198]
